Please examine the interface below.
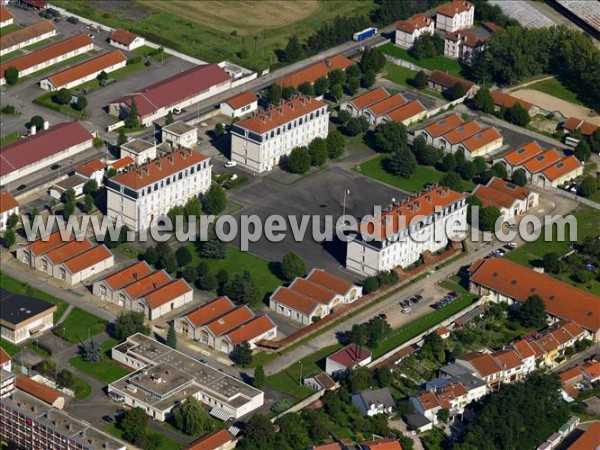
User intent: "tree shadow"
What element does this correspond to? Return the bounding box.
[321,237,347,266]
[268,261,286,281]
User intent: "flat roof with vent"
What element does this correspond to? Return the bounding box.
[0,288,56,327]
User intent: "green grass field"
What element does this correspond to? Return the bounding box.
[0,339,20,356]
[0,49,23,61]
[73,377,92,400]
[69,338,130,385]
[383,62,444,100]
[356,154,475,193]
[380,42,465,77]
[33,92,86,119]
[58,307,107,344]
[0,132,19,148]
[527,78,585,107]
[51,0,374,70]
[1,23,22,34]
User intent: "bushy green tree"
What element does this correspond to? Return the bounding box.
[360,47,385,73]
[203,184,227,215]
[314,76,329,96]
[254,365,265,389]
[174,396,211,435]
[511,168,528,186]
[517,295,547,328]
[74,95,88,111]
[412,70,428,89]
[4,66,19,85]
[308,136,328,166]
[328,69,346,86]
[54,88,72,105]
[330,83,344,102]
[506,102,530,126]
[326,128,345,159]
[287,147,311,174]
[473,88,495,113]
[298,81,314,96]
[125,98,139,128]
[574,140,591,162]
[120,407,148,444]
[374,121,407,152]
[440,171,462,191]
[387,148,417,178]
[337,109,351,124]
[266,83,282,105]
[230,341,253,365]
[223,271,259,305]
[114,312,150,341]
[281,251,306,280]
[175,246,193,267]
[83,179,98,194]
[479,205,501,232]
[81,338,103,362]
[363,69,376,88]
[440,153,457,172]
[282,35,302,63]
[578,175,598,197]
[30,115,45,130]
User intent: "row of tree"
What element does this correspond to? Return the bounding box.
[285,129,345,174]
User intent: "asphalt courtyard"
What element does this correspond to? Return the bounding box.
[228,165,408,275]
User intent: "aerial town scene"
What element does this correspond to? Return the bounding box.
[0,0,599,449]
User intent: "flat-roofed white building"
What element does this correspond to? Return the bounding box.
[0,289,56,344]
[395,14,435,49]
[230,96,329,173]
[107,333,264,421]
[0,191,18,232]
[435,0,475,32]
[106,149,211,231]
[346,186,467,276]
[161,121,197,149]
[119,139,157,165]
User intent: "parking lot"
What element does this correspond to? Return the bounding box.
[228,165,408,275]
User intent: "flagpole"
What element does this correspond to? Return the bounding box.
[342,188,347,218]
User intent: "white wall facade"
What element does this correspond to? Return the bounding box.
[436,7,474,32]
[0,205,18,232]
[108,36,145,52]
[394,23,435,49]
[163,128,197,150]
[220,100,258,118]
[0,28,57,56]
[56,254,115,286]
[1,313,54,344]
[39,57,126,91]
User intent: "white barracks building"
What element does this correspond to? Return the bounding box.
[347,186,467,276]
[106,149,211,231]
[230,96,329,172]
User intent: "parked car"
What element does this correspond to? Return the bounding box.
[507,242,518,249]
[102,416,114,423]
[379,313,387,320]
[173,107,182,115]
[224,161,237,168]
[448,291,459,299]
[50,164,60,170]
[87,33,95,39]
[16,184,26,191]
[414,294,423,301]
[67,16,79,24]
[401,307,411,314]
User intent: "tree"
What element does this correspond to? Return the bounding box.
[214,122,225,137]
[326,128,345,159]
[83,179,98,195]
[184,196,203,219]
[223,271,259,305]
[362,69,376,88]
[81,338,103,362]
[203,184,227,215]
[374,121,407,153]
[243,414,275,447]
[84,193,94,213]
[543,252,565,274]
[328,69,346,86]
[97,70,108,82]
[347,366,374,392]
[30,115,45,130]
[412,32,438,59]
[198,272,217,291]
[412,70,428,89]
[114,311,150,341]
[2,229,16,249]
[346,64,360,80]
[6,213,18,230]
[457,160,477,180]
[511,168,528,186]
[74,95,88,111]
[447,82,465,100]
[479,206,501,232]
[337,109,351,124]
[125,98,139,128]
[466,195,483,225]
[230,341,253,365]
[314,76,329,96]
[63,201,75,220]
[282,86,296,100]
[281,251,306,280]
[440,171,462,191]
[199,225,227,259]
[283,35,302,63]
[216,268,229,286]
[506,103,530,126]
[362,276,380,294]
[344,116,369,136]
[346,76,360,95]
[573,268,593,283]
[144,247,160,265]
[54,88,72,105]
[518,295,547,328]
[287,147,311,174]
[308,137,328,166]
[167,205,184,226]
[4,66,19,85]
[165,323,177,351]
[473,88,495,113]
[120,407,148,444]
[56,369,75,388]
[157,251,178,273]
[388,148,417,178]
[375,367,393,387]
[175,246,193,267]
[578,175,597,197]
[173,396,211,435]
[412,139,442,166]
[437,408,450,423]
[117,128,127,148]
[574,140,592,162]
[491,162,508,179]
[181,265,198,283]
[266,83,282,105]
[330,83,344,102]
[298,81,314,96]
[360,47,385,74]
[254,365,265,389]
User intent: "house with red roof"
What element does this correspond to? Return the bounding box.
[490,90,538,116]
[444,29,488,65]
[326,344,372,377]
[183,429,234,450]
[358,438,403,450]
[427,70,476,97]
[0,19,56,56]
[563,117,599,138]
[0,347,11,373]
[92,260,153,301]
[220,91,258,118]
[75,159,105,185]
[435,0,475,32]
[410,381,470,424]
[0,7,14,28]
[0,121,93,186]
[340,87,390,117]
[431,118,503,158]
[415,113,465,144]
[395,14,435,49]
[0,190,19,232]
[108,29,145,52]
[16,376,66,409]
[472,176,539,219]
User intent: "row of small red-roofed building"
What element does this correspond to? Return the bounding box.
[558,359,600,402]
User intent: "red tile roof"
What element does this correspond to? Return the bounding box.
[276,54,354,88]
[183,429,234,450]
[75,159,104,178]
[0,7,13,23]
[46,50,126,89]
[428,70,474,91]
[563,117,598,136]
[563,117,582,133]
[271,286,318,315]
[435,326,451,336]
[417,391,441,411]
[472,184,521,209]
[328,343,371,368]
[0,34,92,79]
[224,91,257,110]
[0,19,54,51]
[559,366,583,384]
[226,315,276,345]
[102,261,153,290]
[142,278,191,309]
[205,305,254,336]
[184,296,236,327]
[123,270,171,299]
[0,190,19,214]
[44,239,93,264]
[423,113,465,137]
[583,361,600,381]
[108,29,139,46]
[366,94,407,117]
[359,438,402,450]
[500,141,544,166]
[111,149,208,190]
[16,376,64,406]
[580,121,598,136]
[385,100,426,123]
[541,155,582,181]
[63,245,112,274]
[436,0,474,17]
[359,186,463,239]
[511,339,536,359]
[521,148,562,174]
[27,231,74,256]
[567,422,600,450]
[470,258,600,331]
[236,96,325,135]
[458,351,502,377]
[460,127,502,153]
[487,177,530,200]
[290,278,337,305]
[444,30,487,48]
[441,120,483,145]
[347,87,390,111]
[0,347,10,366]
[109,156,134,170]
[110,64,230,117]
[306,269,354,296]
[491,90,534,112]
[396,14,433,33]
[493,349,522,370]
[0,122,92,178]
[436,382,469,408]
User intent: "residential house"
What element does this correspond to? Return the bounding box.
[472,177,539,219]
[182,429,235,450]
[358,438,403,450]
[395,14,435,49]
[161,121,198,149]
[220,91,258,118]
[74,159,105,186]
[325,344,372,377]
[410,381,470,424]
[562,117,598,138]
[537,156,584,188]
[351,388,396,417]
[0,6,13,28]
[427,70,476,97]
[444,30,487,64]
[0,191,19,232]
[230,96,329,173]
[0,289,56,344]
[119,139,157,165]
[567,422,600,450]
[49,175,87,200]
[304,371,338,391]
[108,29,145,51]
[491,91,538,116]
[415,113,465,145]
[582,360,600,383]
[15,376,65,410]
[434,120,503,158]
[383,100,428,127]
[0,19,56,56]
[362,94,408,126]
[435,0,475,32]
[492,141,544,177]
[340,87,390,117]
[108,156,134,173]
[92,260,153,301]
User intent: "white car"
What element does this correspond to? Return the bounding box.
[507,242,518,249]
[224,161,237,168]
[172,107,182,115]
[401,307,411,314]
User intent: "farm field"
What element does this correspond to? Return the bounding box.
[52,0,375,70]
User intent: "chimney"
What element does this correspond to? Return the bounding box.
[156,160,162,169]
[325,59,332,68]
[30,125,36,136]
[133,272,138,281]
[43,120,49,130]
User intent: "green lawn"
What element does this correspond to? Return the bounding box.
[0,339,21,356]
[383,62,444,100]
[22,36,62,51]
[0,272,68,322]
[0,132,19,148]
[0,49,23,61]
[380,42,465,77]
[57,307,107,344]
[1,23,22,34]
[104,424,181,450]
[356,154,475,193]
[69,347,130,385]
[73,377,92,400]
[114,242,144,261]
[527,78,585,107]
[33,92,86,119]
[131,45,172,62]
[187,244,283,304]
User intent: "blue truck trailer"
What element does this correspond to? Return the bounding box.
[353,27,378,42]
